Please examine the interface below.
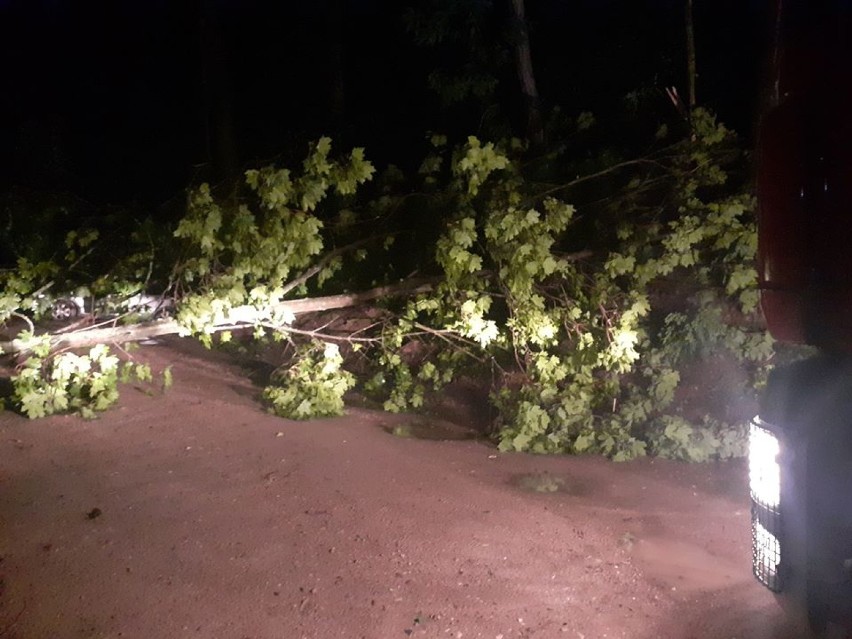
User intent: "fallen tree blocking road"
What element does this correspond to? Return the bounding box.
[0,279,435,358]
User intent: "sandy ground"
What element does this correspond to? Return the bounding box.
[0,340,800,639]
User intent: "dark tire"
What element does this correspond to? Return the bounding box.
[811,621,852,639]
[809,603,852,639]
[51,298,80,321]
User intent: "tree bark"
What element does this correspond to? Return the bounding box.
[325,0,347,140]
[1,280,436,357]
[199,0,238,184]
[509,0,544,147]
[685,0,697,109]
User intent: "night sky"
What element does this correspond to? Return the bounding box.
[0,0,770,207]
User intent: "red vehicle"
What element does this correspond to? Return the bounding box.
[752,0,852,636]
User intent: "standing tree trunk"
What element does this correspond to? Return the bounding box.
[325,0,347,141]
[685,0,697,109]
[509,0,544,148]
[199,0,238,185]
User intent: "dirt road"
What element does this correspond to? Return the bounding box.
[0,342,796,638]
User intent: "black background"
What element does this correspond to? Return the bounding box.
[0,0,770,206]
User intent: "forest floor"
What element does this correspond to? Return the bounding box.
[0,337,800,639]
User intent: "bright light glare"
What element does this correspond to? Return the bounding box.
[754,520,781,572]
[749,419,781,509]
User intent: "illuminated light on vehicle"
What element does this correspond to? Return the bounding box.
[752,519,782,591]
[749,419,781,509]
[749,418,783,592]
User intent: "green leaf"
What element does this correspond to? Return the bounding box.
[162,366,173,391]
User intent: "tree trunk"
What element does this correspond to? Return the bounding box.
[325,0,347,140]
[509,0,544,148]
[199,0,238,185]
[685,0,697,109]
[1,280,436,357]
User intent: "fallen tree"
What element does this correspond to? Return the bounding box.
[0,279,436,357]
[1,118,774,461]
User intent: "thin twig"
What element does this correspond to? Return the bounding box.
[0,599,27,636]
[531,158,669,202]
[111,341,136,360]
[279,236,383,297]
[348,320,387,338]
[258,323,380,344]
[410,322,487,363]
